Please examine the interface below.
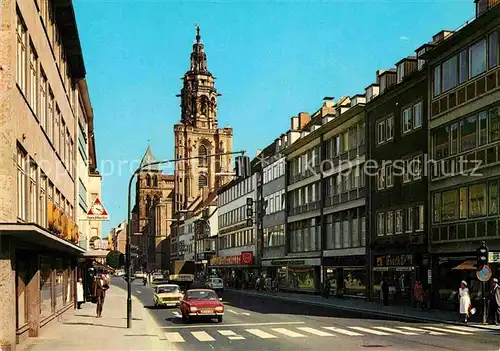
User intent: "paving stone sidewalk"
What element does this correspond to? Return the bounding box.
[18,285,177,351]
[229,288,500,331]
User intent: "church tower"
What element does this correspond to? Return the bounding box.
[173,26,233,213]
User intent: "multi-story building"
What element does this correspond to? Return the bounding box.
[0,0,98,348]
[109,220,127,254]
[424,2,500,310]
[366,52,430,304]
[213,175,258,282]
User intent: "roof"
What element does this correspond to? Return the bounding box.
[139,145,160,172]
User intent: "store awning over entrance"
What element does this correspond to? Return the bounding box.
[83,249,110,258]
[452,260,477,270]
[0,223,85,254]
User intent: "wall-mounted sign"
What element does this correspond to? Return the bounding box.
[271,259,306,266]
[87,197,109,221]
[376,254,412,267]
[89,236,108,250]
[210,251,254,266]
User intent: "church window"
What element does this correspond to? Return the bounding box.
[146,174,151,187]
[198,144,208,167]
[199,174,208,189]
[153,175,158,187]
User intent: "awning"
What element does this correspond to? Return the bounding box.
[92,260,114,271]
[83,249,110,258]
[0,223,85,254]
[452,260,477,270]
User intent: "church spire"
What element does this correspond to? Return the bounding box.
[190,24,209,74]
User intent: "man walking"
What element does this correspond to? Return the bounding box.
[490,278,500,326]
[94,273,108,318]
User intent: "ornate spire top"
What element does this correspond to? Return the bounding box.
[190,24,209,74]
[195,23,201,44]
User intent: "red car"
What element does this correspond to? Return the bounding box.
[180,289,224,323]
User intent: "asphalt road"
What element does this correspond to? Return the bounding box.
[112,278,499,351]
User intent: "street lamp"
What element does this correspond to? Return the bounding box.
[125,150,245,328]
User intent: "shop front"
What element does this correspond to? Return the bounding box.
[262,258,321,293]
[209,251,259,287]
[323,255,367,298]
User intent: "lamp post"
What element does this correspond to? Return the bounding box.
[125,150,245,328]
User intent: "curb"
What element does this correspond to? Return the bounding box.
[227,289,498,332]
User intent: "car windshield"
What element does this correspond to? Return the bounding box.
[157,286,179,294]
[187,291,217,300]
[212,278,223,284]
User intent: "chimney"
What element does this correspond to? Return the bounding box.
[298,112,311,129]
[291,116,299,131]
[350,94,366,107]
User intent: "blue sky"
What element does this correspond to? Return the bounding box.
[73,0,473,236]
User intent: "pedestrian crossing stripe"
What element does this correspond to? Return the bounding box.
[163,325,483,343]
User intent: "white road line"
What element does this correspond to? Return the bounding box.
[136,291,141,294]
[297,327,334,336]
[228,309,239,314]
[349,327,391,335]
[164,332,185,343]
[322,327,363,336]
[446,325,481,332]
[399,326,445,335]
[218,330,245,340]
[271,328,306,338]
[373,326,418,335]
[191,331,216,342]
[172,311,181,318]
[246,329,278,339]
[162,321,305,329]
[241,312,250,316]
[422,326,472,335]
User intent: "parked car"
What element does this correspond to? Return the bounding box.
[134,271,145,279]
[205,277,224,297]
[152,272,164,283]
[153,284,183,308]
[180,289,224,323]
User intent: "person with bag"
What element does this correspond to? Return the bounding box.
[93,273,109,318]
[458,280,471,323]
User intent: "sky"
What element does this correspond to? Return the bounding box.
[73,0,474,236]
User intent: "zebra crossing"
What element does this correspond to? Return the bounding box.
[163,324,482,343]
[170,309,250,318]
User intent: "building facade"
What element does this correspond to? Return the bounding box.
[0,0,98,348]
[424,2,500,310]
[109,220,127,254]
[366,54,430,304]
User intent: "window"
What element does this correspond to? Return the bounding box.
[402,107,412,133]
[459,187,468,219]
[405,208,413,233]
[377,121,385,144]
[198,144,208,167]
[386,117,394,140]
[359,123,365,145]
[442,55,458,92]
[386,164,393,188]
[61,119,66,161]
[40,69,47,130]
[489,180,498,215]
[377,167,385,190]
[342,131,349,152]
[469,183,487,217]
[29,44,38,113]
[17,147,27,221]
[434,127,449,159]
[397,63,404,83]
[386,211,394,235]
[459,50,468,84]
[395,210,403,234]
[403,159,411,183]
[40,173,47,228]
[442,189,458,221]
[412,155,422,180]
[469,39,486,78]
[479,111,488,145]
[198,173,207,189]
[413,102,422,129]
[433,66,441,97]
[489,31,498,69]
[433,193,441,222]
[377,212,385,236]
[47,89,54,142]
[460,115,477,152]
[450,123,458,155]
[491,107,500,142]
[29,160,38,223]
[16,13,27,94]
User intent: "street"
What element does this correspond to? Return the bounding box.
[113,278,499,351]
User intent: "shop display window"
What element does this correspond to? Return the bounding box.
[40,256,53,319]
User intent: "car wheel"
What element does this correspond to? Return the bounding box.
[217,316,223,323]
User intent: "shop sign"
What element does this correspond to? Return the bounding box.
[271,259,306,266]
[376,254,412,267]
[488,252,500,263]
[210,251,254,266]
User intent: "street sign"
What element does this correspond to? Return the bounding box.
[87,197,109,220]
[488,252,500,263]
[476,265,492,281]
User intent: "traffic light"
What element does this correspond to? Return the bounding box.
[476,241,489,268]
[235,156,251,178]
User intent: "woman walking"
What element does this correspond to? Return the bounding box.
[459,280,471,323]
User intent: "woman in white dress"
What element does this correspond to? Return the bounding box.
[76,278,84,309]
[459,280,471,323]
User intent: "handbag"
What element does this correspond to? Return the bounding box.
[102,283,110,290]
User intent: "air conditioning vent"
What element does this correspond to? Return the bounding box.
[457,87,466,105]
[439,97,447,113]
[477,77,486,96]
[448,92,457,109]
[431,100,440,117]
[487,72,497,91]
[466,82,476,101]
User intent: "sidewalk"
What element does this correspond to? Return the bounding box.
[228,288,500,332]
[19,286,177,351]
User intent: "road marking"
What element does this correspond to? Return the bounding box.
[228,309,239,314]
[422,326,472,335]
[161,321,305,329]
[373,326,418,335]
[297,327,334,336]
[349,327,391,335]
[271,328,306,338]
[446,325,481,332]
[246,329,277,339]
[241,312,250,316]
[136,291,141,294]
[172,311,181,318]
[218,330,245,340]
[164,332,185,343]
[322,327,363,336]
[191,331,215,342]
[398,326,444,335]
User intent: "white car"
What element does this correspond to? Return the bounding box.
[205,277,224,296]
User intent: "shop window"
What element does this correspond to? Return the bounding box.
[469,183,487,217]
[54,258,64,310]
[469,39,486,78]
[40,256,53,319]
[343,268,366,297]
[489,180,498,215]
[16,257,28,328]
[442,189,458,221]
[459,187,468,219]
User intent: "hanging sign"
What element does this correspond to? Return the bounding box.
[87,197,109,220]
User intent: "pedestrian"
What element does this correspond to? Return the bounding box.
[93,273,109,318]
[414,280,423,309]
[76,278,84,309]
[490,278,500,326]
[458,280,471,323]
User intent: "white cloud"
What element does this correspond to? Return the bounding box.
[400,36,409,41]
